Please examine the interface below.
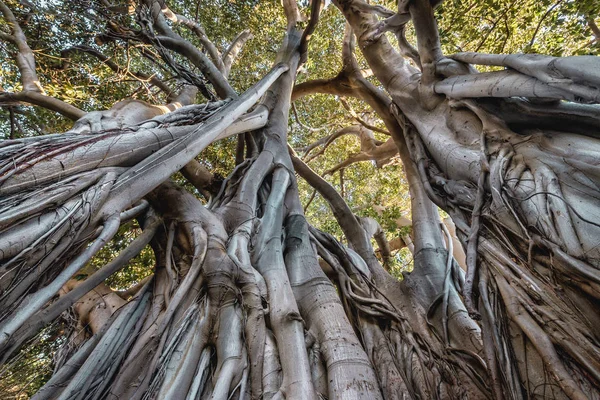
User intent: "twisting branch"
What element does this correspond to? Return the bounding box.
[290,149,378,270]
[159,1,254,81]
[396,24,421,69]
[440,52,600,103]
[294,30,400,175]
[153,35,235,98]
[0,0,41,93]
[358,216,392,268]
[292,26,377,103]
[140,0,236,99]
[345,0,421,76]
[135,39,215,100]
[159,2,225,72]
[473,0,517,52]
[0,1,85,119]
[299,0,323,64]
[303,125,362,161]
[222,30,253,78]
[291,103,339,134]
[322,135,397,176]
[303,187,317,213]
[349,2,395,18]
[361,12,410,44]
[528,0,563,48]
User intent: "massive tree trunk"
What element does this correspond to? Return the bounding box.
[331,1,600,399]
[1,0,599,399]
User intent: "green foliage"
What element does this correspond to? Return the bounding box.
[0,323,67,399]
[88,220,155,291]
[436,0,600,56]
[388,247,414,278]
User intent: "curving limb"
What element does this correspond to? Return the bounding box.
[138,0,236,99]
[222,29,254,78]
[0,1,85,119]
[322,135,397,176]
[160,2,225,72]
[0,0,42,93]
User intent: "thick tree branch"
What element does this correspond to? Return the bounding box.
[435,69,600,103]
[316,21,453,276]
[292,76,357,101]
[281,0,303,30]
[450,52,600,90]
[358,216,392,268]
[0,90,85,120]
[341,22,358,73]
[160,3,225,73]
[100,63,287,216]
[299,0,323,64]
[180,159,216,199]
[142,0,235,99]
[290,150,379,270]
[155,35,236,99]
[222,30,253,78]
[2,2,599,399]
[408,0,445,107]
[409,0,443,67]
[0,0,42,93]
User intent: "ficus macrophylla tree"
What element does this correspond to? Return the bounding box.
[0,0,599,399]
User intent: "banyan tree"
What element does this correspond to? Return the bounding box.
[0,0,599,398]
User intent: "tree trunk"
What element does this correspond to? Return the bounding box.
[333,1,600,399]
